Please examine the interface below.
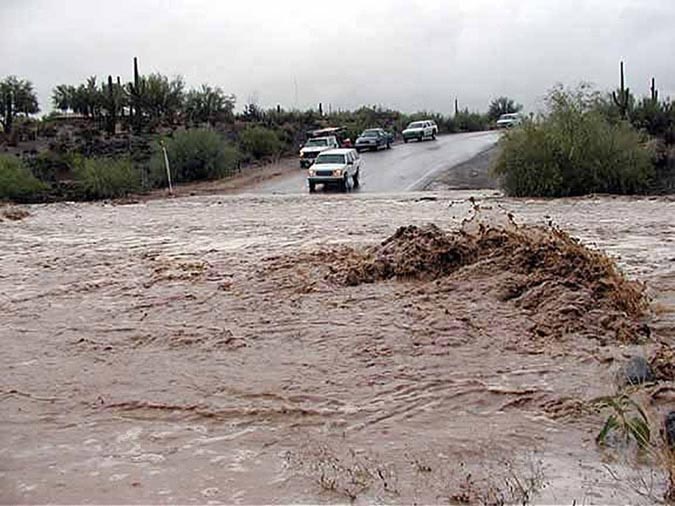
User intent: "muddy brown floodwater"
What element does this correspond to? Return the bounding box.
[1,192,674,504]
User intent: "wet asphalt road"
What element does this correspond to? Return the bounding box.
[254,131,501,194]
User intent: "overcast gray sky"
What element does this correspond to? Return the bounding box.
[2,0,674,115]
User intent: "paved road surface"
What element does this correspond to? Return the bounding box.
[254,131,500,194]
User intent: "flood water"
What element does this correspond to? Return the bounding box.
[1,192,674,504]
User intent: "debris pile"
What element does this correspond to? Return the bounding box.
[329,220,649,343]
[1,207,30,221]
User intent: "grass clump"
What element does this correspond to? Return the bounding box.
[0,154,48,201]
[150,128,239,184]
[493,84,654,197]
[593,391,675,503]
[594,392,652,448]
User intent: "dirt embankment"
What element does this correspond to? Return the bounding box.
[423,145,500,191]
[138,156,299,201]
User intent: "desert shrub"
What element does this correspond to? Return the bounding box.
[239,126,282,159]
[455,110,490,132]
[0,154,48,201]
[25,151,83,183]
[493,85,653,197]
[150,128,239,184]
[631,98,675,145]
[73,157,141,199]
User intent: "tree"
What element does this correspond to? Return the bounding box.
[488,96,523,121]
[184,85,235,125]
[141,73,185,123]
[242,102,263,121]
[83,76,103,117]
[0,76,39,133]
[55,76,104,117]
[52,84,73,112]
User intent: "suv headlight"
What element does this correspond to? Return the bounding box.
[308,169,315,176]
[332,169,342,177]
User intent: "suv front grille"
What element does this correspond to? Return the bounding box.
[315,170,334,177]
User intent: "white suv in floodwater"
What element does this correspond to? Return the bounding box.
[402,120,438,142]
[307,148,361,193]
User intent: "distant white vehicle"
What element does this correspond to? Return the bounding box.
[402,120,438,142]
[496,113,524,129]
[299,136,340,168]
[307,148,361,193]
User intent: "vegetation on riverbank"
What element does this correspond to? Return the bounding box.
[2,59,674,202]
[0,155,46,201]
[494,64,675,197]
[0,57,504,202]
[494,85,655,196]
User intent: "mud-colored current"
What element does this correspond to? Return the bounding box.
[1,192,673,504]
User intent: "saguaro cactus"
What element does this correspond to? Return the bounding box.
[133,57,140,91]
[650,77,659,104]
[128,57,145,131]
[116,76,124,118]
[2,87,12,134]
[612,61,631,118]
[106,75,117,134]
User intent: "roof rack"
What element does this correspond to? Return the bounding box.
[308,126,346,138]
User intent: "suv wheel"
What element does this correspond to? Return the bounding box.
[352,170,360,188]
[340,177,348,193]
[403,137,408,143]
[431,132,436,140]
[309,181,316,193]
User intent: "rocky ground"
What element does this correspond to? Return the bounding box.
[422,145,500,191]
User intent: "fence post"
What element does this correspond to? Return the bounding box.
[160,140,173,195]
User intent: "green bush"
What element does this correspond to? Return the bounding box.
[26,151,83,183]
[630,98,675,145]
[455,110,490,132]
[150,128,239,184]
[239,126,282,159]
[493,86,653,197]
[74,157,141,199]
[0,154,48,201]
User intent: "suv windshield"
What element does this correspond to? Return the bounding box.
[315,154,345,164]
[306,139,328,147]
[361,130,379,137]
[408,122,425,129]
